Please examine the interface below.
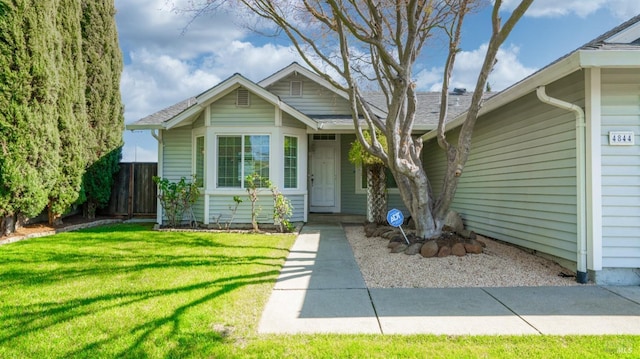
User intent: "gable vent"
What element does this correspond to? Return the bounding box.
[290,81,303,97]
[236,88,250,107]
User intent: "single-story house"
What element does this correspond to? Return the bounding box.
[128,15,640,285]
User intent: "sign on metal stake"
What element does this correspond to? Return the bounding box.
[387,208,410,245]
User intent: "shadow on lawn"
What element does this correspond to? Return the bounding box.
[0,225,292,357]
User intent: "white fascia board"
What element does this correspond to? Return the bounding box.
[420,51,583,141]
[164,104,203,130]
[606,24,640,43]
[125,123,164,130]
[259,63,349,99]
[579,50,640,68]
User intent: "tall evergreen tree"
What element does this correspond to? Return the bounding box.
[0,0,61,233]
[47,0,93,224]
[79,0,124,219]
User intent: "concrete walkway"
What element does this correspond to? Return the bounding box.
[258,223,640,335]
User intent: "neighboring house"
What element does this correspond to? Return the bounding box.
[128,15,640,285]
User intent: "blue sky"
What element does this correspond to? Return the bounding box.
[115,0,640,162]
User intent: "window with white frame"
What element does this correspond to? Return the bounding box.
[195,136,205,187]
[284,136,298,188]
[356,164,398,193]
[217,135,270,188]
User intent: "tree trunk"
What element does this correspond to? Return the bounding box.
[367,164,387,224]
[47,205,63,226]
[394,168,445,239]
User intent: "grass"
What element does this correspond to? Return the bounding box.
[1,223,638,358]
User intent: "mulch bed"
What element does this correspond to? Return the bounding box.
[0,215,123,245]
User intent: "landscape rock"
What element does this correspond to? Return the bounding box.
[373,227,389,237]
[464,242,484,254]
[364,223,377,237]
[388,241,402,250]
[459,229,477,240]
[404,242,423,255]
[452,243,466,257]
[420,240,439,258]
[437,245,451,257]
[381,229,399,239]
[391,243,408,253]
[445,211,464,234]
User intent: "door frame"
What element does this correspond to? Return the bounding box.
[308,134,341,213]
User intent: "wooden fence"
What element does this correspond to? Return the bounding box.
[100,162,157,218]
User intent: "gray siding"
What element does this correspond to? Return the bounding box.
[600,69,640,268]
[424,72,583,262]
[192,112,205,128]
[340,134,366,215]
[266,73,352,115]
[162,127,192,181]
[339,134,408,216]
[210,89,275,126]
[208,194,305,224]
[282,112,306,129]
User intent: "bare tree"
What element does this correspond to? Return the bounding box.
[184,0,533,239]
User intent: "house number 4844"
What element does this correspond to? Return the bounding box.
[609,131,635,146]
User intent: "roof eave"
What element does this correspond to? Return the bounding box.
[420,51,583,141]
[164,105,203,130]
[125,123,164,130]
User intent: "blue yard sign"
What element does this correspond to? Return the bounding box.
[386,209,409,244]
[387,208,404,227]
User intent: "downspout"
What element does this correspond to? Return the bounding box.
[536,86,588,284]
[151,129,163,225]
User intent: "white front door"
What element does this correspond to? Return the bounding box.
[310,141,339,212]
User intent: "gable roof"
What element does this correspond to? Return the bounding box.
[127,72,318,130]
[421,14,640,141]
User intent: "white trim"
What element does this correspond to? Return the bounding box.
[585,68,603,271]
[354,164,399,195]
[192,129,206,189]
[214,131,272,190]
[605,22,640,43]
[156,130,164,224]
[579,50,640,68]
[308,135,341,213]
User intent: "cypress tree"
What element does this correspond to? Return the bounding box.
[47,0,92,224]
[0,0,61,233]
[79,0,124,219]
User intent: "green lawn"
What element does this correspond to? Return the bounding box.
[1,223,638,358]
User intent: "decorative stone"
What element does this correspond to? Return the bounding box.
[373,227,389,237]
[364,223,378,237]
[420,240,439,258]
[391,243,408,253]
[404,242,423,255]
[437,245,451,257]
[445,211,464,234]
[382,229,399,239]
[388,241,402,249]
[459,229,477,240]
[452,243,466,257]
[464,242,483,254]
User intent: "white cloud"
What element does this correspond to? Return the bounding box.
[415,43,537,92]
[121,139,158,162]
[500,0,640,19]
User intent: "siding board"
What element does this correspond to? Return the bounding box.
[423,73,582,262]
[600,68,640,268]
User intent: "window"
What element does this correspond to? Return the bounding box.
[217,135,270,188]
[195,136,205,187]
[236,88,250,107]
[312,134,336,141]
[284,136,298,188]
[290,81,302,97]
[357,164,398,192]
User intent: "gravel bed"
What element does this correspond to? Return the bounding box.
[344,225,583,288]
